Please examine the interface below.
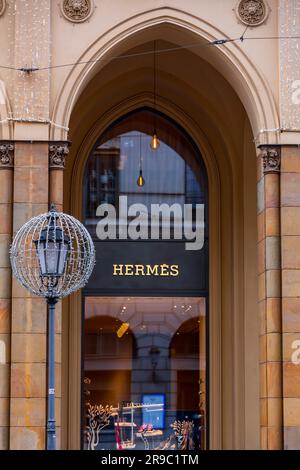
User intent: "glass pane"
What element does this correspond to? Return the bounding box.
[84,110,207,239]
[45,242,58,275]
[58,243,69,276]
[83,297,207,450]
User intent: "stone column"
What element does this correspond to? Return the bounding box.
[49,143,69,210]
[49,142,69,449]
[9,143,49,450]
[281,146,300,449]
[278,0,300,450]
[0,142,14,449]
[258,146,283,449]
[7,0,52,450]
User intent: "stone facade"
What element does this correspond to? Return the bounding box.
[281,147,300,449]
[0,0,299,450]
[257,145,300,449]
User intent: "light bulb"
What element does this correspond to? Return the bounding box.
[137,170,145,187]
[150,130,160,150]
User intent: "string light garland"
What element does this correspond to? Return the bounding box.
[280,0,300,131]
[0,35,300,73]
[4,0,51,123]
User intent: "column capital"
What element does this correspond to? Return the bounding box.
[0,141,14,169]
[259,146,281,174]
[49,141,71,170]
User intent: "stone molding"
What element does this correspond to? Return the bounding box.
[49,142,70,170]
[0,0,6,17]
[60,0,94,23]
[0,141,14,169]
[260,146,281,174]
[235,0,269,26]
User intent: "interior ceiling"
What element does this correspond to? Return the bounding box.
[85,297,206,317]
[69,37,248,157]
[84,297,205,337]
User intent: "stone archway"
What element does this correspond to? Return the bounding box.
[61,18,260,450]
[50,8,278,143]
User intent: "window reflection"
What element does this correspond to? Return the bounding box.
[82,110,208,451]
[84,110,206,238]
[83,297,206,450]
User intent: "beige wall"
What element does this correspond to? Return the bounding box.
[0,0,299,450]
[0,1,282,143]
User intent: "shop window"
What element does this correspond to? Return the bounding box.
[83,297,206,450]
[82,109,208,450]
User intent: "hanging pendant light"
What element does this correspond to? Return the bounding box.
[150,40,160,151]
[137,169,145,187]
[137,134,145,187]
[150,129,160,150]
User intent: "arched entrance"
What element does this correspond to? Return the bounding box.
[81,109,208,450]
[62,23,259,450]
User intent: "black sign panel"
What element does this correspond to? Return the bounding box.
[84,239,208,296]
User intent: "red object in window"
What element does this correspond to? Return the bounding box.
[115,416,123,450]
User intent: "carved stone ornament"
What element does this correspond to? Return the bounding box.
[61,0,94,23]
[236,0,268,26]
[260,147,281,174]
[49,142,70,169]
[0,0,6,17]
[0,142,14,169]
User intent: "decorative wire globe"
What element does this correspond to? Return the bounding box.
[10,205,95,299]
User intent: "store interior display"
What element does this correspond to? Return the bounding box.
[82,297,207,450]
[85,401,201,450]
